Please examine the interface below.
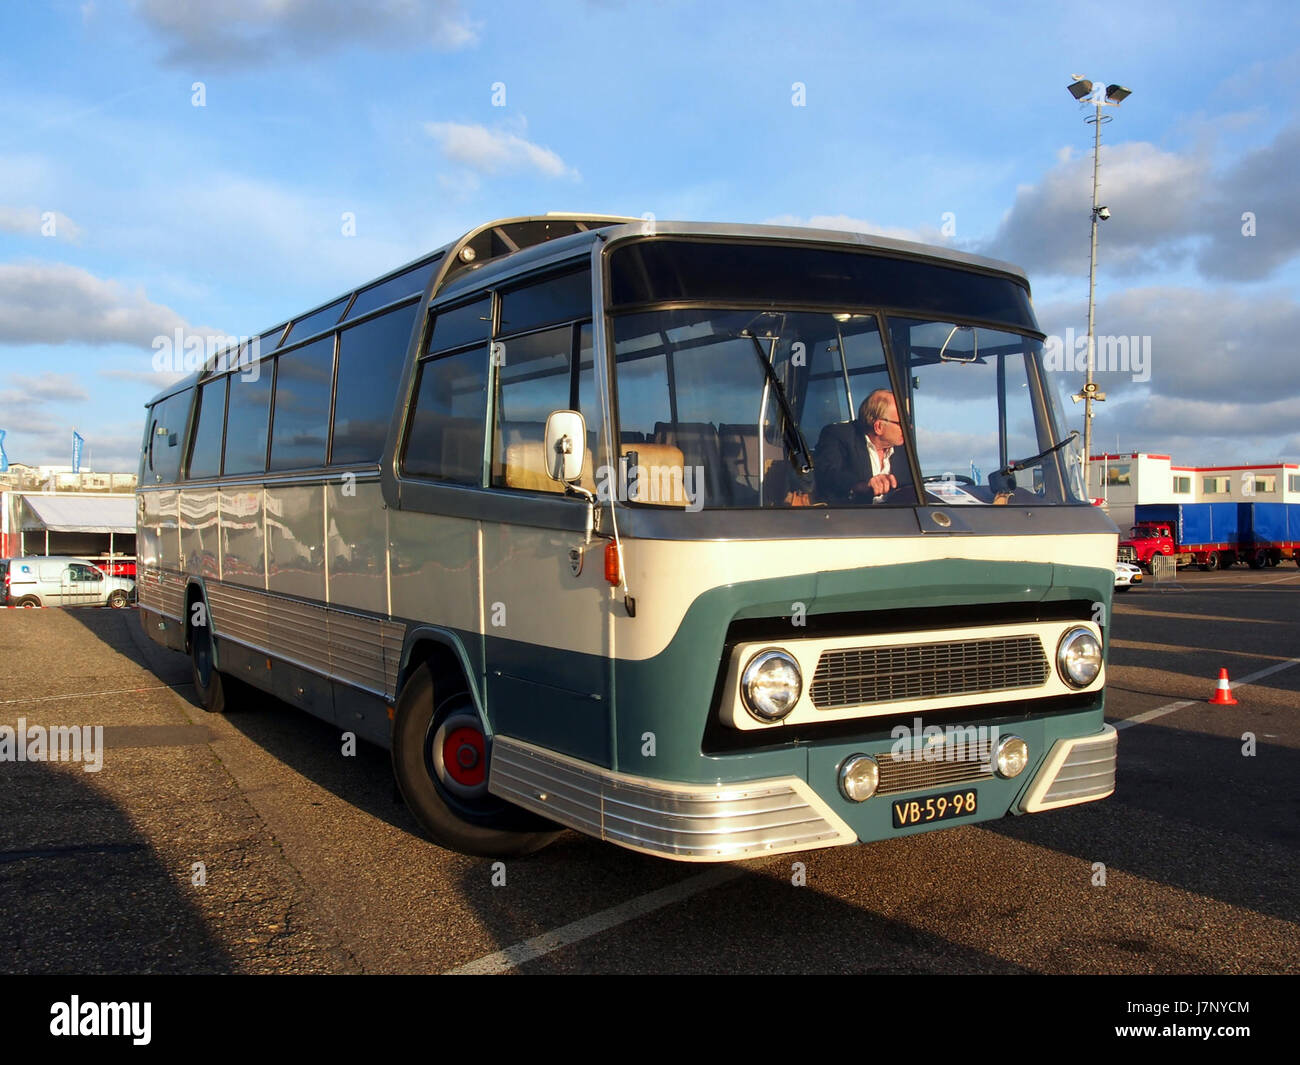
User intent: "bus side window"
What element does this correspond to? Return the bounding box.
[147,387,194,484]
[403,348,489,485]
[491,324,582,493]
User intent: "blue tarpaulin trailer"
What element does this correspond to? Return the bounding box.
[1237,502,1300,568]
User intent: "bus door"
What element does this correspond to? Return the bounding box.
[481,319,613,767]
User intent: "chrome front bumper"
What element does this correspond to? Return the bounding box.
[1018,724,1118,813]
[489,737,857,861]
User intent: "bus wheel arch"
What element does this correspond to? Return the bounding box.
[186,583,228,713]
[391,652,561,858]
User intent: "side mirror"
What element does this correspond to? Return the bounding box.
[544,410,587,485]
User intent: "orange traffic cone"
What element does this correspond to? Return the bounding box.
[1208,668,1238,705]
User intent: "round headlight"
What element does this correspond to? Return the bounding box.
[839,754,880,802]
[740,649,802,721]
[995,735,1029,778]
[1057,627,1103,688]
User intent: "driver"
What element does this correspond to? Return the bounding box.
[814,389,915,504]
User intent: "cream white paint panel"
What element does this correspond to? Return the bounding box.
[719,620,1105,730]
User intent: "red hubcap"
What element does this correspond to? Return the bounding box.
[442,725,485,788]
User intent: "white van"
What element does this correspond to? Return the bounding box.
[2,557,136,608]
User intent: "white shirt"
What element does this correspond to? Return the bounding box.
[866,437,893,478]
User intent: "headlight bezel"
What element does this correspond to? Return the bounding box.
[1056,626,1103,689]
[739,647,803,722]
[838,754,880,802]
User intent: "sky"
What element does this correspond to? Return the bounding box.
[0,0,1297,473]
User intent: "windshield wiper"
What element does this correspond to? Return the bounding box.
[743,332,815,476]
[993,430,1079,480]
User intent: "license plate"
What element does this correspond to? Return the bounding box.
[891,788,978,828]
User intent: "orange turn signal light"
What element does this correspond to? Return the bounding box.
[604,541,621,585]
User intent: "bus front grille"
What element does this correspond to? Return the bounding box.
[877,736,994,795]
[809,635,1049,710]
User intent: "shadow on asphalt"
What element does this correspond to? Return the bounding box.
[0,757,236,974]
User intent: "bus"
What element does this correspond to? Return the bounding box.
[136,213,1119,861]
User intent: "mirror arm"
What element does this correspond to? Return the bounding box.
[563,483,598,544]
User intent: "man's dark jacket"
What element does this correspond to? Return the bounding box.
[813,420,915,504]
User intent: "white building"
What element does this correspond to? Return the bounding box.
[1089,453,1300,533]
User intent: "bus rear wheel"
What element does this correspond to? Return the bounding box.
[190,618,230,713]
[392,662,561,858]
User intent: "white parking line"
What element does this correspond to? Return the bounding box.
[0,682,190,707]
[1113,656,1300,731]
[445,865,749,974]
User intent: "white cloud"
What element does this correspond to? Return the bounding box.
[130,0,477,66]
[0,206,83,243]
[0,262,194,346]
[425,121,578,179]
[981,123,1300,282]
[983,142,1207,278]
[1037,284,1300,465]
[0,373,90,406]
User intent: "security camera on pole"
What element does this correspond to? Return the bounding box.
[1067,75,1131,500]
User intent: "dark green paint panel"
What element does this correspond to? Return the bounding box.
[804,709,1105,842]
[424,557,1111,800]
[613,558,1112,781]
[488,671,610,765]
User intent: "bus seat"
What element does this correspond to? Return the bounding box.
[719,423,762,491]
[622,443,689,506]
[504,440,596,493]
[653,421,725,503]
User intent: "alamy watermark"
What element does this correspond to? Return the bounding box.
[0,718,103,772]
[890,718,999,763]
[1043,328,1151,383]
[50,996,150,1045]
[152,330,262,381]
[593,461,706,513]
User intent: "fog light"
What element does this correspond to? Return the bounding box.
[995,736,1029,778]
[838,754,879,802]
[1057,627,1103,688]
[740,649,802,722]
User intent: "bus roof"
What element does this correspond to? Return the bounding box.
[144,214,1031,408]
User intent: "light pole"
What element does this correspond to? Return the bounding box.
[1067,76,1131,500]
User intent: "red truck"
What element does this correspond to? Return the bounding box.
[1118,502,1300,571]
[1117,503,1239,572]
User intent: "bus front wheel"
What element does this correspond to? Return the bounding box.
[392,662,561,859]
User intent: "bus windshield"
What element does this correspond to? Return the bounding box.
[611,307,1085,508]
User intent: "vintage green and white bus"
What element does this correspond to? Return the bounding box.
[137,213,1119,861]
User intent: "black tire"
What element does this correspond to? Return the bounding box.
[15,596,40,608]
[190,616,229,713]
[391,662,561,858]
[107,590,129,608]
[1202,552,1220,572]
[1249,554,1266,570]
[1116,585,1131,593]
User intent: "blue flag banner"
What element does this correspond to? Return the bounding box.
[72,431,84,474]
[0,429,8,473]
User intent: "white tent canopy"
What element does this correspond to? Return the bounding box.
[20,494,136,534]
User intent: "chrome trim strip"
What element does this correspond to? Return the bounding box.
[137,470,382,493]
[200,577,404,700]
[1019,724,1117,813]
[488,736,858,861]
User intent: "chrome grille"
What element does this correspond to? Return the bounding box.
[877,735,994,795]
[810,635,1049,709]
[1117,545,1137,563]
